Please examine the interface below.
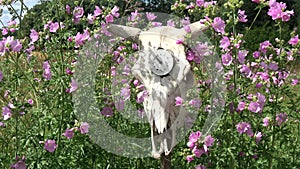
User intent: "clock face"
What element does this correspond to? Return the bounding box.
[149,48,174,76]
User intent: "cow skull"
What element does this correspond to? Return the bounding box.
[108,22,208,158]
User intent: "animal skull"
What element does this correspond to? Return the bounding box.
[108,22,208,158]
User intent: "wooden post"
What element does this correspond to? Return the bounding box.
[160,152,171,169]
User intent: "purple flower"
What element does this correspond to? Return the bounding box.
[189,99,202,109]
[253,51,260,58]
[167,19,175,27]
[137,90,148,103]
[115,100,124,111]
[9,39,22,52]
[221,53,232,66]
[238,9,248,22]
[276,112,288,126]
[240,65,252,78]
[146,12,157,21]
[289,35,299,45]
[66,4,71,14]
[44,140,57,152]
[175,96,183,106]
[236,101,246,112]
[212,17,225,34]
[101,107,114,117]
[11,156,26,169]
[43,61,52,80]
[204,135,214,147]
[220,36,230,50]
[291,79,298,85]
[238,50,248,64]
[2,106,12,120]
[248,101,261,113]
[263,117,270,126]
[259,40,271,54]
[0,71,3,82]
[120,86,131,100]
[105,14,114,23]
[254,132,262,143]
[94,6,102,17]
[30,29,39,43]
[49,22,59,33]
[236,122,253,136]
[69,79,78,93]
[195,165,206,169]
[80,122,90,134]
[63,128,74,139]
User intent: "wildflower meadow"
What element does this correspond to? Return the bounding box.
[0,0,300,168]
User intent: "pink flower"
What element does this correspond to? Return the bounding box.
[0,71,3,82]
[152,22,162,27]
[69,79,78,93]
[238,50,248,64]
[30,29,39,43]
[192,147,204,158]
[27,99,33,105]
[175,96,183,106]
[288,35,299,45]
[120,86,131,100]
[236,122,253,136]
[221,53,232,66]
[276,112,288,126]
[259,40,271,53]
[2,28,8,35]
[137,90,148,103]
[44,140,57,152]
[87,14,95,24]
[263,117,270,126]
[186,155,194,162]
[63,128,74,139]
[254,132,262,143]
[80,122,90,134]
[189,99,202,109]
[94,6,102,17]
[204,135,214,147]
[111,6,120,18]
[248,101,261,113]
[9,39,22,52]
[66,4,71,14]
[196,0,205,7]
[49,22,59,33]
[212,17,225,34]
[238,9,248,22]
[146,12,157,21]
[101,107,114,117]
[252,0,262,3]
[184,25,191,33]
[236,101,246,112]
[176,39,184,44]
[195,165,207,169]
[189,131,201,143]
[2,106,12,120]
[220,36,230,50]
[73,6,84,19]
[105,14,114,23]
[43,61,52,80]
[291,79,298,85]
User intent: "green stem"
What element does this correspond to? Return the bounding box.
[249,7,262,31]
